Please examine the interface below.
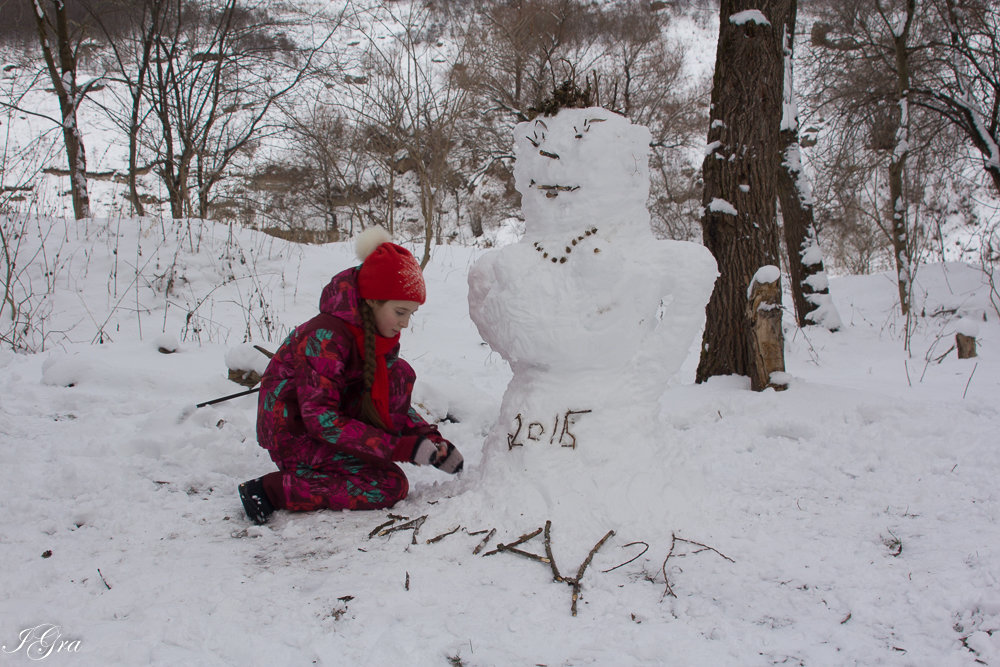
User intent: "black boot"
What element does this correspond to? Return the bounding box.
[239,477,275,525]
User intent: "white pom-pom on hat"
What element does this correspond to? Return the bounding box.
[356,225,393,261]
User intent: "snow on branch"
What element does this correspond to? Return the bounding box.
[729,10,770,27]
[707,198,737,216]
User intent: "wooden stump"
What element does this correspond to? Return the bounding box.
[748,271,788,392]
[956,333,977,359]
[228,368,262,387]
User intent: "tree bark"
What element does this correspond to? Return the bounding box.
[748,269,787,391]
[888,0,916,317]
[33,0,92,220]
[777,2,840,330]
[696,0,790,385]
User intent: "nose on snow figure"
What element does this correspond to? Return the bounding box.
[467,107,717,531]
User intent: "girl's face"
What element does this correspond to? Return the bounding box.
[368,299,420,338]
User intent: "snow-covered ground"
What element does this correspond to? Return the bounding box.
[1,215,998,665]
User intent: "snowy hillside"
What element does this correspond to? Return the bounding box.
[0,1,725,247]
[1,215,998,665]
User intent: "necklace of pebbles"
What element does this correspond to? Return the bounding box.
[532,227,599,264]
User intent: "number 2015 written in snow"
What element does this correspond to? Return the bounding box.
[507,409,593,450]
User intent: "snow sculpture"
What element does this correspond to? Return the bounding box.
[467,108,718,539]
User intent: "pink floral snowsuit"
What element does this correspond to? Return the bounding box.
[255,267,443,511]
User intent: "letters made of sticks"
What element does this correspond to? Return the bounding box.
[483,520,615,617]
[507,409,593,450]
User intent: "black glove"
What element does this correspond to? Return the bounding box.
[411,438,439,466]
[411,437,463,473]
[431,442,463,474]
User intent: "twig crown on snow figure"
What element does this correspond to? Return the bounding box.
[356,226,426,304]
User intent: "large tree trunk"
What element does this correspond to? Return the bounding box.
[777,2,840,330]
[696,0,790,385]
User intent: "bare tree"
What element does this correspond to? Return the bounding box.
[280,104,386,237]
[348,2,478,265]
[0,62,58,215]
[696,0,791,390]
[464,0,605,122]
[598,3,709,241]
[808,0,954,321]
[140,0,337,219]
[86,0,166,217]
[886,0,918,318]
[28,0,97,219]
[913,0,1000,196]
[1,62,72,350]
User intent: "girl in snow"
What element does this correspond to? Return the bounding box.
[239,227,463,525]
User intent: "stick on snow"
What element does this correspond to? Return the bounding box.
[196,386,260,408]
[195,345,273,408]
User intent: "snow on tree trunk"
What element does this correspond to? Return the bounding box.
[889,97,911,317]
[938,0,1000,198]
[696,0,790,387]
[63,114,91,220]
[889,2,916,318]
[33,0,91,220]
[777,10,840,330]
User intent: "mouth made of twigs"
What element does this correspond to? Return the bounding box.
[532,227,599,264]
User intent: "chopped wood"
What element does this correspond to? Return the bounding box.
[496,521,617,616]
[500,546,551,564]
[543,520,563,582]
[570,582,583,616]
[471,528,496,555]
[426,526,462,544]
[567,529,615,617]
[377,515,427,545]
[482,526,544,556]
[574,530,615,582]
[368,517,398,539]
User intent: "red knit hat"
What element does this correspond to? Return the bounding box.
[356,226,426,304]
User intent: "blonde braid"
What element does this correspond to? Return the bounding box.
[358,299,388,430]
